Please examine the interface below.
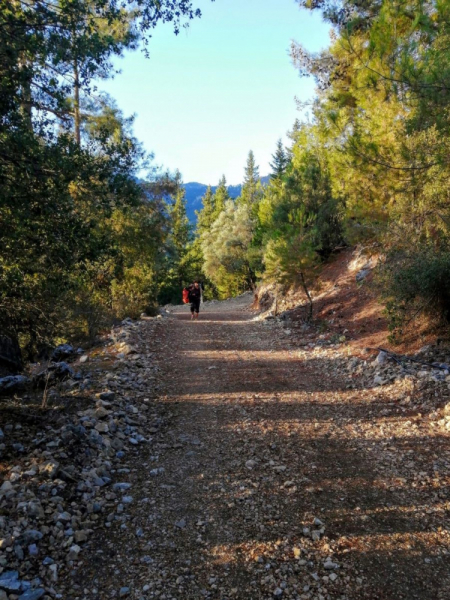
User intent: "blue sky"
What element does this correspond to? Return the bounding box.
[100,0,330,185]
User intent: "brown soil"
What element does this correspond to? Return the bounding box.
[263,247,445,356]
[70,300,450,600]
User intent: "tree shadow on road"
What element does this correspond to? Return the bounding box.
[150,312,450,599]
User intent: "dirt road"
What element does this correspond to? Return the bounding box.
[74,301,450,600]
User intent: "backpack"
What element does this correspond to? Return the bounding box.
[182,288,190,304]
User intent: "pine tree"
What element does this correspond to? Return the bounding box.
[69,5,138,145]
[212,176,230,219]
[286,120,301,160]
[157,171,191,304]
[196,185,215,234]
[170,171,190,260]
[183,185,219,300]
[201,200,256,297]
[241,150,260,207]
[270,139,289,179]
[289,119,301,139]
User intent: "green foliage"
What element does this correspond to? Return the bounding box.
[169,173,191,261]
[379,247,450,340]
[270,139,290,180]
[212,176,230,220]
[263,231,318,288]
[0,0,207,356]
[202,201,256,297]
[258,128,344,297]
[241,150,262,209]
[189,127,343,304]
[186,185,220,299]
[196,186,215,234]
[287,0,450,332]
[158,171,194,305]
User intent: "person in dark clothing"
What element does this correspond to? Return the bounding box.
[187,280,202,319]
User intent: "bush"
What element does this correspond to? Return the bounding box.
[379,247,450,338]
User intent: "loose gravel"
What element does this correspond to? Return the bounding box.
[1,299,450,600]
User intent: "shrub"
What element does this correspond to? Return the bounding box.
[379,247,450,338]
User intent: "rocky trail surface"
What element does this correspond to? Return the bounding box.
[2,296,450,600]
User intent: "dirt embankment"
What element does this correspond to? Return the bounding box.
[253,245,446,355]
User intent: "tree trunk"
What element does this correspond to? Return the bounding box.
[299,271,313,321]
[74,58,81,145]
[19,54,33,129]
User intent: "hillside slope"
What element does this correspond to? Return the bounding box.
[256,246,442,354]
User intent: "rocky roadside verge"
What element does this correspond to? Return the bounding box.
[273,316,450,430]
[0,316,169,600]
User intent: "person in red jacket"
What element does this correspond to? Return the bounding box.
[187,280,202,319]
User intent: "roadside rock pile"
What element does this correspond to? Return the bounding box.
[341,347,450,389]
[0,317,167,600]
[0,343,80,396]
[268,317,450,435]
[33,363,77,389]
[0,376,30,395]
[275,317,450,385]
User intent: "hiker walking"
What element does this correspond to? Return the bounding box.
[186,280,202,320]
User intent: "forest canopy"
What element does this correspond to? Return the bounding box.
[0,0,206,357]
[190,0,450,337]
[3,0,450,360]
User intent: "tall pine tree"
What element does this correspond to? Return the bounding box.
[186,185,218,296]
[170,171,190,264]
[241,150,261,208]
[196,185,215,234]
[158,171,191,304]
[270,139,289,179]
[212,176,230,219]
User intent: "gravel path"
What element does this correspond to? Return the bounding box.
[67,302,450,600]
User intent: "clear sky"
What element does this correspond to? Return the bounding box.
[100,0,330,185]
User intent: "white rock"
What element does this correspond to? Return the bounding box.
[0,481,14,496]
[67,544,81,560]
[375,351,388,365]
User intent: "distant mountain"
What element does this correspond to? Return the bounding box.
[184,176,270,223]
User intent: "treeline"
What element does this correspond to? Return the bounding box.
[4,0,450,359]
[0,0,205,358]
[189,0,450,336]
[188,133,343,313]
